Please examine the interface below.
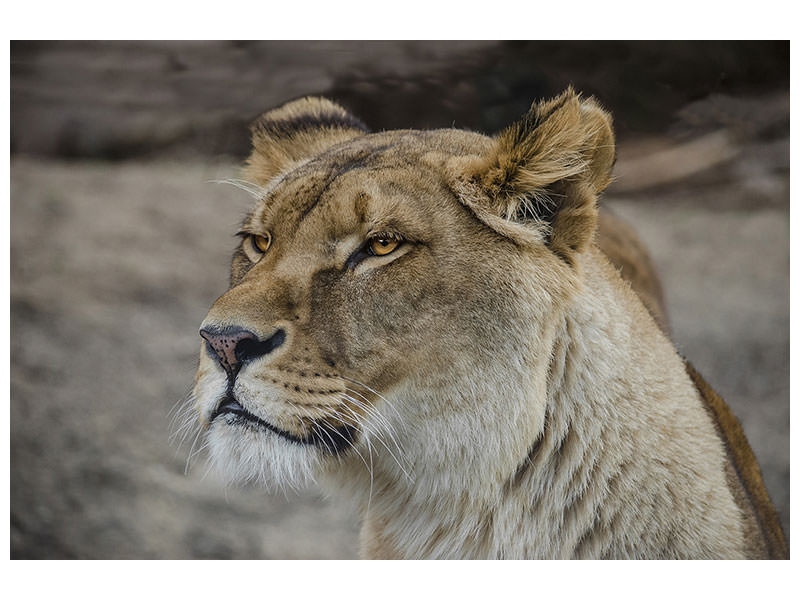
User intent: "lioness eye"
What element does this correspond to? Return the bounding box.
[368,237,400,256]
[250,233,271,254]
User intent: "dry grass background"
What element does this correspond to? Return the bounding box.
[10,41,788,559]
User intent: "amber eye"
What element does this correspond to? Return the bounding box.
[368,237,401,257]
[250,233,271,254]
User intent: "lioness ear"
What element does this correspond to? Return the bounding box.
[243,97,369,186]
[456,87,615,264]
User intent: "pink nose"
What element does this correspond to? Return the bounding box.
[199,326,287,378]
[199,327,258,376]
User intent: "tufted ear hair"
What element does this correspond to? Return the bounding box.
[455,87,615,265]
[243,97,369,186]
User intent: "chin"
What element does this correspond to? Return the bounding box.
[206,415,323,492]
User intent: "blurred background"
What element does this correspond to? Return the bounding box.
[10,41,789,558]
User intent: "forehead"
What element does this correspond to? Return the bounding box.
[247,131,471,236]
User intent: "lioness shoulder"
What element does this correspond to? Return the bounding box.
[191,90,786,559]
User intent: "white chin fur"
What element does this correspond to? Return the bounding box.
[206,419,321,492]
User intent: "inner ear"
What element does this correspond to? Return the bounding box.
[243,97,369,186]
[511,191,562,246]
[511,189,561,224]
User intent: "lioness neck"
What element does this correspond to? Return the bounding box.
[328,248,746,559]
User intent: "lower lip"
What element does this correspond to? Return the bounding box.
[212,398,303,441]
[211,396,357,453]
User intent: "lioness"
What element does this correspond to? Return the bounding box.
[191,89,786,559]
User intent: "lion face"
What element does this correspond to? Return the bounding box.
[192,92,615,489]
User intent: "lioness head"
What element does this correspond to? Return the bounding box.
[193,89,615,490]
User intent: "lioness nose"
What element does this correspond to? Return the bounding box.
[199,326,286,378]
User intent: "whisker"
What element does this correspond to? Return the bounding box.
[206,178,263,199]
[340,376,403,420]
[342,387,407,467]
[333,403,377,509]
[341,398,402,461]
[169,395,195,433]
[295,403,336,459]
[364,432,375,513]
[340,393,412,481]
[323,411,372,475]
[187,438,211,468]
[315,424,340,462]
[199,458,215,483]
[169,403,197,437]
[342,387,397,427]
[184,427,205,475]
[169,388,202,460]
[167,390,192,422]
[171,414,203,453]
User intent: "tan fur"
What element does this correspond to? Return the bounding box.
[192,91,785,559]
[595,209,669,333]
[684,362,788,559]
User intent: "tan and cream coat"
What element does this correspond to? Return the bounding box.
[191,91,786,559]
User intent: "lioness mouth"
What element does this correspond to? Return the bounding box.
[211,394,357,454]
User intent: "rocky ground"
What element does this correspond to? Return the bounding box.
[10,42,788,559]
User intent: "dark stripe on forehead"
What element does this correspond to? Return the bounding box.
[293,144,396,225]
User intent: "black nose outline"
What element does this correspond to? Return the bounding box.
[235,328,286,363]
[199,326,286,379]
